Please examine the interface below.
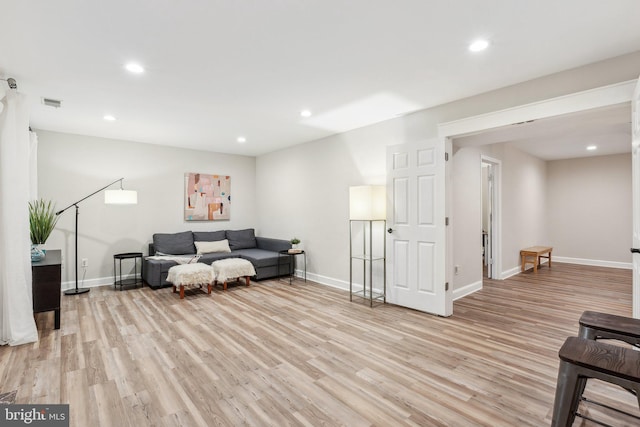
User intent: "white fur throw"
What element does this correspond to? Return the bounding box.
[147,255,201,264]
[212,258,256,283]
[166,263,214,287]
[194,239,231,254]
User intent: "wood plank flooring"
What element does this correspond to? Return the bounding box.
[1,263,637,426]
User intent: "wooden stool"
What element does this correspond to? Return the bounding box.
[579,311,640,346]
[551,337,640,426]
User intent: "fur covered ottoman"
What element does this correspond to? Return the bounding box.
[166,263,214,299]
[212,258,256,290]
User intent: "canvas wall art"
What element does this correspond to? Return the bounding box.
[184,173,231,221]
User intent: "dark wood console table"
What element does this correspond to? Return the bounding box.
[31,249,61,329]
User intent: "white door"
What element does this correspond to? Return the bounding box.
[632,77,640,318]
[386,139,451,316]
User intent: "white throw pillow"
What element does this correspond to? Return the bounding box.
[194,239,231,254]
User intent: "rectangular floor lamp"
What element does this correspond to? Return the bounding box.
[55,178,137,295]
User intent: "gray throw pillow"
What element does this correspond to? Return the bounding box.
[153,231,195,255]
[226,228,257,250]
[193,230,226,242]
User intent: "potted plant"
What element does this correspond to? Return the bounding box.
[28,198,58,261]
[290,237,300,249]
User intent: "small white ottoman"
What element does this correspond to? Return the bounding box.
[212,258,256,290]
[166,263,214,299]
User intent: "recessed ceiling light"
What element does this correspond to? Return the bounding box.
[237,136,246,143]
[103,115,116,121]
[586,145,597,151]
[300,109,312,118]
[125,63,145,74]
[469,39,489,52]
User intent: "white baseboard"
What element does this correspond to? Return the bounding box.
[299,270,385,294]
[554,256,632,270]
[62,256,632,296]
[500,266,521,279]
[453,280,482,300]
[61,273,137,291]
[496,257,631,283]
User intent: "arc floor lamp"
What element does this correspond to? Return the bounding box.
[56,178,137,295]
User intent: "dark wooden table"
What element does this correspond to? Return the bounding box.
[32,249,61,329]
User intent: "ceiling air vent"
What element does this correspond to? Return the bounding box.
[42,98,62,108]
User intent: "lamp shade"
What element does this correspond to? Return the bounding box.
[104,189,137,204]
[349,185,386,220]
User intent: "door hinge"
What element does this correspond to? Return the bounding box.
[445,217,449,226]
[445,152,449,161]
[445,282,449,291]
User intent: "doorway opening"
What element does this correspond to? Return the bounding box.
[481,156,500,280]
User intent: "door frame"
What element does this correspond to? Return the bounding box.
[437,79,636,295]
[481,156,501,280]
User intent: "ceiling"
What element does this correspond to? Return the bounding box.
[1,1,640,157]
[453,103,632,161]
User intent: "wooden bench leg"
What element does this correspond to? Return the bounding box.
[521,254,525,272]
[245,276,250,287]
[180,285,185,299]
[207,284,212,294]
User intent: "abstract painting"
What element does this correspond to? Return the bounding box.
[184,173,231,221]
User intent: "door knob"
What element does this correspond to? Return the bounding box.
[631,248,640,254]
[387,228,393,234]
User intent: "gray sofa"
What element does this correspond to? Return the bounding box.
[142,228,292,289]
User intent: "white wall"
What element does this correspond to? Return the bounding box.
[501,145,548,272]
[451,148,631,294]
[257,52,640,290]
[547,153,632,266]
[451,145,484,291]
[451,143,547,293]
[37,130,256,289]
[34,51,640,292]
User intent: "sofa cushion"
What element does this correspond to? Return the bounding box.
[195,239,231,254]
[153,231,195,255]
[234,248,284,268]
[226,228,257,250]
[193,230,226,242]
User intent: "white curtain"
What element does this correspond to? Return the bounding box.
[0,82,38,345]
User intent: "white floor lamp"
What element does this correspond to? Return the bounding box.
[349,185,387,306]
[56,178,137,295]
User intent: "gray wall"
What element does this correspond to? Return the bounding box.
[547,153,632,265]
[37,130,257,288]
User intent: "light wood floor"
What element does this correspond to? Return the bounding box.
[1,263,638,426]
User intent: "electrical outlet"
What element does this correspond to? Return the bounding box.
[454,265,460,275]
[81,258,88,267]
